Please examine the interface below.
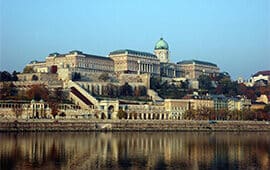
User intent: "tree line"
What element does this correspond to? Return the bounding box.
[91,82,148,100]
[0,71,19,81]
[198,73,270,100]
[0,83,67,118]
[183,107,270,121]
[150,77,190,99]
[150,73,270,101]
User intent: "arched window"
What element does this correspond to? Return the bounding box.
[32,75,38,81]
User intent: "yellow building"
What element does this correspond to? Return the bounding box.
[227,97,251,111]
[164,98,214,119]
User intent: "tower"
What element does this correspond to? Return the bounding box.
[154,37,169,63]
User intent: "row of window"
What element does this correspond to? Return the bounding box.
[77,63,113,71]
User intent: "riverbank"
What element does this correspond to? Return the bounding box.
[0,120,270,132]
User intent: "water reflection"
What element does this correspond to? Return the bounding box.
[0,132,269,169]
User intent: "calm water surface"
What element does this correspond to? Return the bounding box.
[0,132,269,170]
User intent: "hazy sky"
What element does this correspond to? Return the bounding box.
[1,0,269,79]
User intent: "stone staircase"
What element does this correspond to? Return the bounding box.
[147,89,163,102]
[68,81,99,109]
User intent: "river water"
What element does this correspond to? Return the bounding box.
[0,132,269,170]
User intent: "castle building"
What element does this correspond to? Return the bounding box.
[154,38,182,78]
[21,50,114,81]
[177,60,220,79]
[45,50,114,73]
[109,49,160,75]
[23,38,219,81]
[28,50,114,74]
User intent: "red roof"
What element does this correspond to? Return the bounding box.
[253,70,270,77]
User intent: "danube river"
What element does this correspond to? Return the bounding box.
[0,132,269,169]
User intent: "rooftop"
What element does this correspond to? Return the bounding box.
[84,54,112,61]
[253,70,270,77]
[177,60,217,67]
[48,50,112,61]
[29,60,45,64]
[109,49,157,58]
[155,38,169,50]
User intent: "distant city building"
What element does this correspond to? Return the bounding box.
[256,94,270,105]
[164,97,214,119]
[237,77,245,84]
[164,99,189,120]
[242,70,270,87]
[252,70,270,81]
[227,97,251,111]
[211,95,228,111]
[248,70,270,86]
[250,101,266,111]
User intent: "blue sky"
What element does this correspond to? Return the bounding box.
[1,0,269,79]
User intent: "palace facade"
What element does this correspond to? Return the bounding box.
[23,38,220,81]
[109,49,160,75]
[177,60,220,80]
[5,38,223,120]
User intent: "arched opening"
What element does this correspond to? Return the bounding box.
[108,105,114,119]
[59,112,66,117]
[101,112,106,119]
[35,111,39,119]
[94,112,99,119]
[32,75,38,81]
[133,112,137,119]
[50,65,58,73]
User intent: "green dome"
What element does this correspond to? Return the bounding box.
[155,38,169,50]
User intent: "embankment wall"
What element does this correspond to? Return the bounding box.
[0,120,270,132]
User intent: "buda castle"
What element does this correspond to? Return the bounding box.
[4,38,221,120]
[21,38,219,82]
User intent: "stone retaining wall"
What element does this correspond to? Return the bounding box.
[0,120,269,132]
